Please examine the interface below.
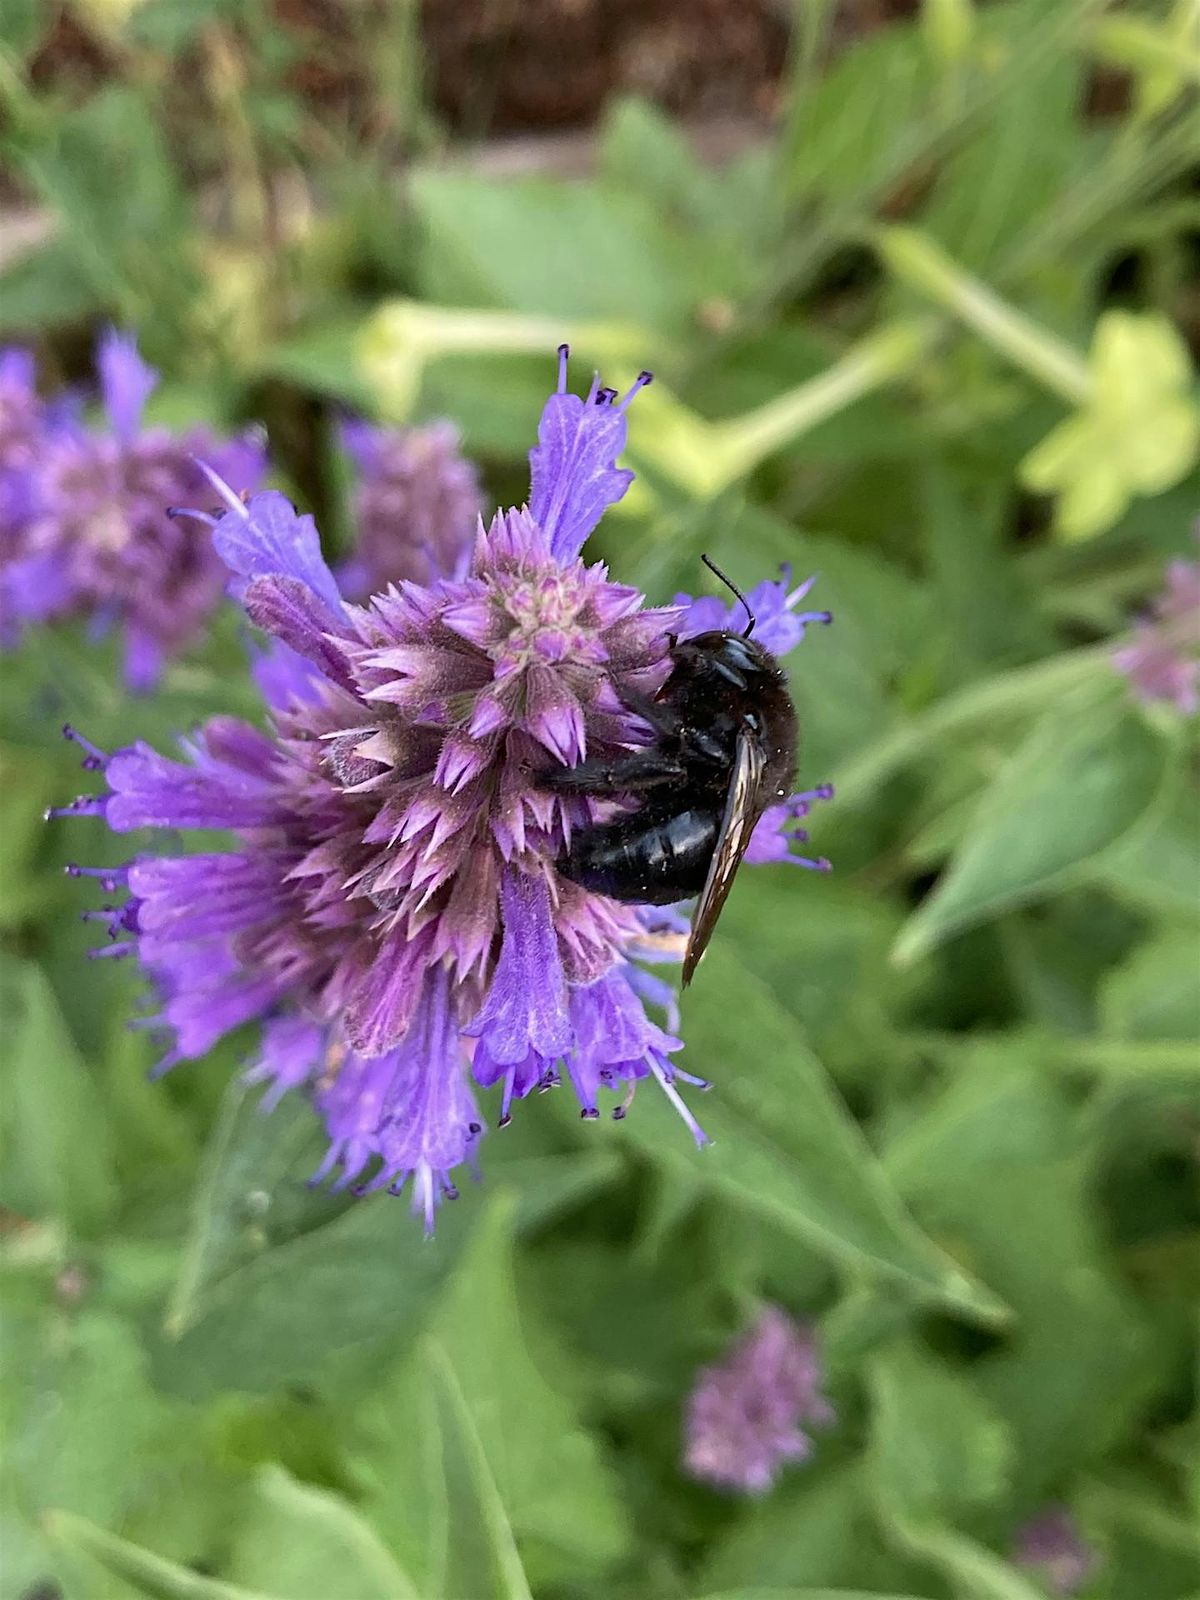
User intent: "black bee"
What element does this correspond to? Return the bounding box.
[543,557,797,986]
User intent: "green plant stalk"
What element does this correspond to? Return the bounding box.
[874,226,1093,405]
[357,301,660,420]
[709,317,939,490]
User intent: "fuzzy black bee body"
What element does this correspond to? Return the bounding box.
[544,601,797,985]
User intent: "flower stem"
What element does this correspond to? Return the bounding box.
[874,226,1093,405]
[709,317,938,491]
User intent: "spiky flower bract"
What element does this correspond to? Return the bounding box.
[58,347,832,1231]
[683,1306,835,1494]
[338,417,482,597]
[1,330,264,689]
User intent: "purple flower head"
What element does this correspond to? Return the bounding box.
[338,417,483,598]
[1,349,47,538]
[684,1306,835,1494]
[56,348,833,1230]
[1,330,265,689]
[0,347,77,634]
[1113,531,1200,714]
[1013,1506,1099,1596]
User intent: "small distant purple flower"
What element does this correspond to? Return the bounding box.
[55,347,832,1231]
[684,1306,835,1494]
[1013,1506,1099,1596]
[1,330,264,689]
[338,417,482,598]
[1113,533,1200,714]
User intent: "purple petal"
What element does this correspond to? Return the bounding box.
[211,488,346,618]
[0,346,36,390]
[528,349,649,562]
[97,328,158,445]
[122,625,166,694]
[250,638,324,709]
[243,575,356,692]
[105,740,281,832]
[675,572,831,659]
[464,867,570,1063]
[344,924,436,1057]
[244,1014,327,1112]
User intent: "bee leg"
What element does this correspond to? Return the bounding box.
[540,748,686,797]
[615,686,680,736]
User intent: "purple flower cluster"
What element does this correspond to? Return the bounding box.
[338,417,482,598]
[58,348,832,1231]
[684,1306,835,1494]
[1,331,264,689]
[1113,533,1200,714]
[1013,1506,1099,1596]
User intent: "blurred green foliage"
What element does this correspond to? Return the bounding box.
[1,1,1199,1597]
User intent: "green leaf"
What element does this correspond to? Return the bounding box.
[603,947,1005,1325]
[228,1465,417,1600]
[696,1466,886,1594]
[693,1591,940,1600]
[425,1340,535,1600]
[0,743,61,928]
[884,1048,1153,1497]
[47,1508,272,1600]
[868,1338,1014,1521]
[1101,929,1200,1042]
[0,958,117,1232]
[152,1181,474,1399]
[354,1196,630,1591]
[695,1592,940,1600]
[431,1197,632,1573]
[165,1080,327,1338]
[893,684,1167,964]
[1096,762,1200,918]
[886,1520,1048,1600]
[153,1149,620,1398]
[408,168,708,336]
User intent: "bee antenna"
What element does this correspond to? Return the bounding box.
[700,553,755,637]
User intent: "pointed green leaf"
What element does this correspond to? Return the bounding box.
[165,1079,327,1337]
[694,1591,940,1600]
[893,686,1167,964]
[426,1340,535,1600]
[430,1196,632,1572]
[605,948,1005,1324]
[868,1338,1014,1521]
[46,1509,268,1600]
[0,957,117,1232]
[887,1520,1048,1600]
[154,1150,619,1398]
[229,1465,417,1600]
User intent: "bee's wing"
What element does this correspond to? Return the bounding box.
[681,725,766,987]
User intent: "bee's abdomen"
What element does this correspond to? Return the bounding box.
[559,807,720,905]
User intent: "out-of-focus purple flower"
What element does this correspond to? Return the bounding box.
[1113,535,1200,714]
[56,347,832,1231]
[1013,1506,1099,1596]
[338,418,483,599]
[1,349,47,539]
[684,1306,835,1494]
[1,330,264,689]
